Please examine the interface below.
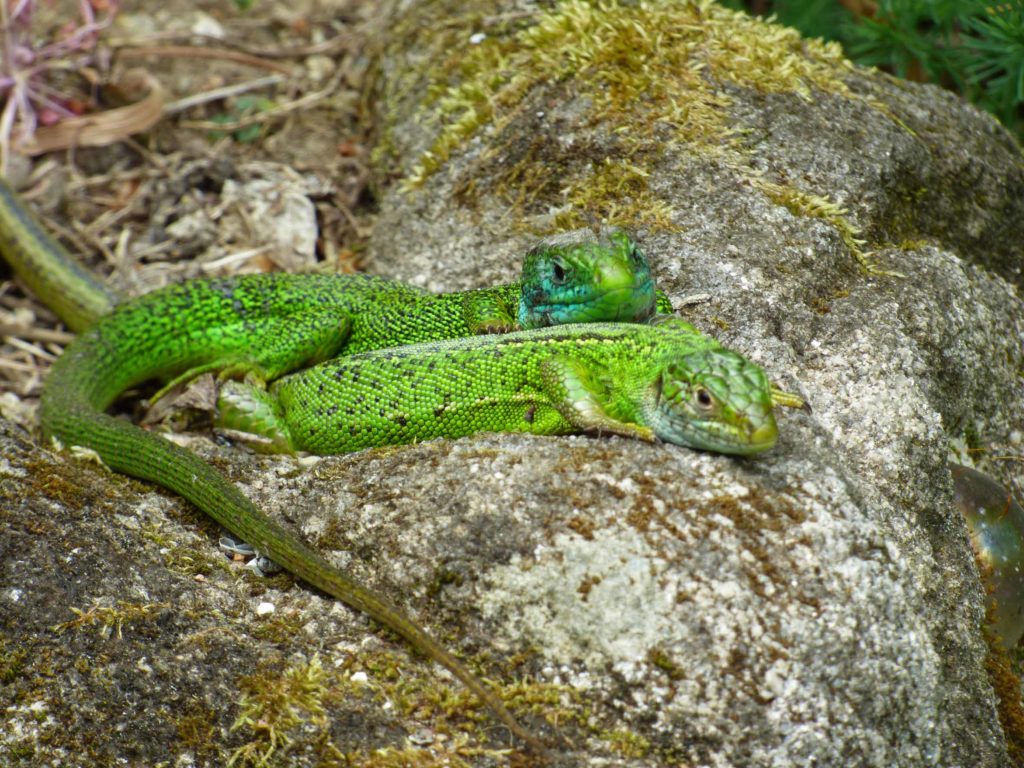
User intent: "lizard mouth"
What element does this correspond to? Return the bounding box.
[523,279,657,326]
[658,413,778,455]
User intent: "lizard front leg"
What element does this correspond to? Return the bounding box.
[538,356,656,442]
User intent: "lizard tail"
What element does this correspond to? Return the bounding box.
[0,177,119,331]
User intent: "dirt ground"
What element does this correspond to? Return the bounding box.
[1,0,381,409]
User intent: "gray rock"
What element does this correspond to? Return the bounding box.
[363,1,1024,766]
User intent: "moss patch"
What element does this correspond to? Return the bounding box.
[0,638,28,684]
[405,0,853,185]
[51,601,168,639]
[752,178,903,275]
[221,641,588,763]
[394,0,896,268]
[140,522,234,579]
[228,654,331,767]
[600,727,652,758]
[174,700,225,765]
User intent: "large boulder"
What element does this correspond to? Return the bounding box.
[365,1,1024,765]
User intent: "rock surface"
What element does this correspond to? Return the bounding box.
[4,2,1024,766]
[365,1,1024,765]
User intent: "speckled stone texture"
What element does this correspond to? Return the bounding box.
[363,1,1024,766]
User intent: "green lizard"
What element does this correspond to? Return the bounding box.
[1,178,666,338]
[217,319,777,456]
[0,178,120,332]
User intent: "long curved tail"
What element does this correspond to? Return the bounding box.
[0,177,119,331]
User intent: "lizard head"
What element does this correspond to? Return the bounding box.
[517,229,657,328]
[647,348,778,455]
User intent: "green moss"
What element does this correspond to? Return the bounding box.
[554,156,679,231]
[340,746,476,767]
[140,523,233,579]
[398,2,886,234]
[249,611,307,645]
[174,700,225,764]
[347,645,587,743]
[501,676,588,728]
[426,564,465,600]
[242,570,297,599]
[646,647,685,681]
[753,178,904,276]
[9,742,37,760]
[807,288,849,315]
[51,601,167,639]
[221,644,567,764]
[386,0,921,275]
[0,639,28,683]
[228,654,330,767]
[353,648,488,729]
[405,0,853,184]
[24,456,121,514]
[601,727,652,758]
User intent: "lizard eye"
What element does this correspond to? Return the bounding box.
[551,261,568,284]
[694,386,714,410]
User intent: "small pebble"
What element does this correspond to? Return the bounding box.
[408,728,435,745]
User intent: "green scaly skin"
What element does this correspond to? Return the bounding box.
[219,319,778,457]
[1,179,673,749]
[0,179,120,331]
